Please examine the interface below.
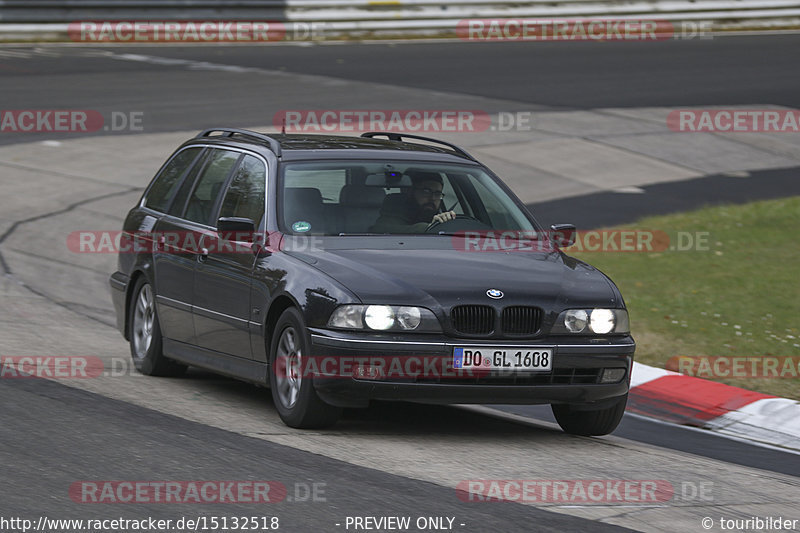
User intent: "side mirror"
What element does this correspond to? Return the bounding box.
[217,217,256,242]
[550,224,576,248]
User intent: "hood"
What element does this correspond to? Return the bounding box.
[285,242,620,312]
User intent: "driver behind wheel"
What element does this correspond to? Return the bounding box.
[371,169,456,233]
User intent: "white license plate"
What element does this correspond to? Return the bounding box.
[453,346,553,371]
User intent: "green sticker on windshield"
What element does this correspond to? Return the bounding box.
[292,221,311,233]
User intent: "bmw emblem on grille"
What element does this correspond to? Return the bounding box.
[486,289,504,299]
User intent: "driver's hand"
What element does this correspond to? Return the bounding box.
[432,211,456,224]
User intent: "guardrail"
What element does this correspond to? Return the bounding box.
[1,0,799,41]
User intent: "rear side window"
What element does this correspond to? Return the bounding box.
[183,149,241,225]
[218,155,267,225]
[143,147,202,212]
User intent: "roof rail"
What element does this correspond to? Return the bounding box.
[360,132,476,161]
[196,128,282,157]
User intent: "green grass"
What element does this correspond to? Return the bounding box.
[568,196,800,400]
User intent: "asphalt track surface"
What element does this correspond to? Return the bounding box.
[1,34,799,146]
[1,37,799,532]
[126,35,800,109]
[529,166,800,229]
[1,378,629,532]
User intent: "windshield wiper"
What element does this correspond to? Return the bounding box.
[440,231,542,239]
[336,232,389,236]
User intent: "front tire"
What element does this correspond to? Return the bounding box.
[269,307,341,428]
[128,277,187,377]
[552,394,628,436]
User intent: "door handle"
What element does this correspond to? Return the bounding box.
[196,233,211,262]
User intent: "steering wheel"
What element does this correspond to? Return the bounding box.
[425,214,487,232]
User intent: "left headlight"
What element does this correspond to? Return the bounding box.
[552,308,629,335]
[327,305,441,332]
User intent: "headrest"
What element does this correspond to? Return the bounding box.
[284,187,323,206]
[340,184,385,207]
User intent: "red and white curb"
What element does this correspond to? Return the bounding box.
[629,362,800,451]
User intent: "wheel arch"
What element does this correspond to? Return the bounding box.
[123,267,152,341]
[263,294,302,362]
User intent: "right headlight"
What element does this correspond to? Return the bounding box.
[552,308,629,335]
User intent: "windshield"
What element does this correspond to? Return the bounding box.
[279,160,538,236]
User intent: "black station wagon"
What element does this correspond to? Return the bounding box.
[110,128,635,435]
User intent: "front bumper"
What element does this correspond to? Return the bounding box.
[308,328,635,408]
[109,271,130,339]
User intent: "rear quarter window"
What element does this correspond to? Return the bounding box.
[143,147,202,212]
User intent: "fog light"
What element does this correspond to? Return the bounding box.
[565,309,588,332]
[396,306,422,330]
[600,368,627,383]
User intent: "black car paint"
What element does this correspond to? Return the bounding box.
[110,133,634,409]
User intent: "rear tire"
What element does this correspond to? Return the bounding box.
[128,277,187,377]
[269,307,341,428]
[552,394,627,436]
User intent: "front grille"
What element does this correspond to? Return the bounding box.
[501,306,542,335]
[450,305,494,335]
[449,305,543,337]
